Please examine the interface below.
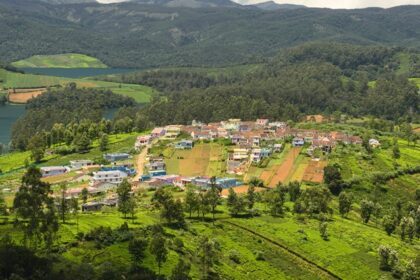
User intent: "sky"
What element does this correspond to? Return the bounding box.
[96,0,420,8]
[236,0,420,8]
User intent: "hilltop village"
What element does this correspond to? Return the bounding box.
[36,118,372,212]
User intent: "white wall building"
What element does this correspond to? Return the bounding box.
[91,170,128,184]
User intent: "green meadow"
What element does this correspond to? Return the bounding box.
[0,68,156,103]
[12,53,107,68]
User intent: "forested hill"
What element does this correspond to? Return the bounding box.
[118,43,420,125]
[1,0,420,68]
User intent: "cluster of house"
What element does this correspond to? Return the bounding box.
[134,118,365,175]
[40,153,135,186]
[137,173,242,191]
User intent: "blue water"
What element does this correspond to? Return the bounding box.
[21,68,136,78]
[0,104,25,145]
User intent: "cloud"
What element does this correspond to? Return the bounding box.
[237,0,420,9]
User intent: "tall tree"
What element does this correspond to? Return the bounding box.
[246,185,256,210]
[382,215,397,236]
[150,234,168,275]
[58,183,68,224]
[338,192,352,217]
[360,199,375,224]
[13,167,59,249]
[288,181,301,202]
[378,245,399,272]
[27,133,46,163]
[99,133,109,152]
[80,187,89,204]
[198,236,220,279]
[205,177,221,223]
[69,197,79,233]
[269,184,287,216]
[170,258,191,280]
[128,238,148,269]
[184,188,199,218]
[117,179,132,219]
[226,188,246,216]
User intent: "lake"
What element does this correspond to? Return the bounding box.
[0,104,118,146]
[0,67,134,146]
[0,104,25,145]
[21,68,136,78]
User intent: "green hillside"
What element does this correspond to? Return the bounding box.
[12,53,107,68]
[1,1,420,68]
[0,69,155,103]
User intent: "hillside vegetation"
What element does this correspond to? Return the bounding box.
[12,53,108,68]
[1,1,420,68]
[126,43,420,125]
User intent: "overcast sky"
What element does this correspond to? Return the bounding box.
[96,0,420,8]
[238,0,420,8]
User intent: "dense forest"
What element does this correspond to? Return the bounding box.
[1,1,420,68]
[113,44,420,125]
[11,85,136,150]
[10,43,420,151]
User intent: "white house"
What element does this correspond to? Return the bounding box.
[232,148,249,161]
[40,166,70,177]
[91,170,128,184]
[164,125,181,139]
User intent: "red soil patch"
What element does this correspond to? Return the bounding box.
[268,147,301,188]
[221,185,265,197]
[259,169,275,185]
[302,160,327,183]
[8,89,46,103]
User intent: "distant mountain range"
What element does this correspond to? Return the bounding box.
[251,1,305,10]
[36,0,304,9]
[1,0,420,68]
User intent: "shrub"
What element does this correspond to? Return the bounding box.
[254,250,265,261]
[229,250,241,264]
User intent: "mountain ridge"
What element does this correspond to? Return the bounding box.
[1,1,420,68]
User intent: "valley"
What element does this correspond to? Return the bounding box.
[0,1,419,280]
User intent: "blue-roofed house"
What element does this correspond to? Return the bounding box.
[175,139,193,150]
[292,137,305,147]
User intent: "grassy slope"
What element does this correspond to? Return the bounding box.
[11,53,107,68]
[0,124,419,279]
[1,198,418,280]
[1,69,155,103]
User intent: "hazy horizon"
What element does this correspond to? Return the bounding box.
[97,0,420,9]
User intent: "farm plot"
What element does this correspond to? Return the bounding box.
[166,143,226,177]
[288,156,310,183]
[7,88,46,103]
[302,160,327,183]
[268,147,301,187]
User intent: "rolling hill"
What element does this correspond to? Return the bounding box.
[1,1,420,68]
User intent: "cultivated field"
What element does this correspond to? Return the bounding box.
[302,160,327,183]
[165,143,227,177]
[7,88,46,103]
[267,147,302,187]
